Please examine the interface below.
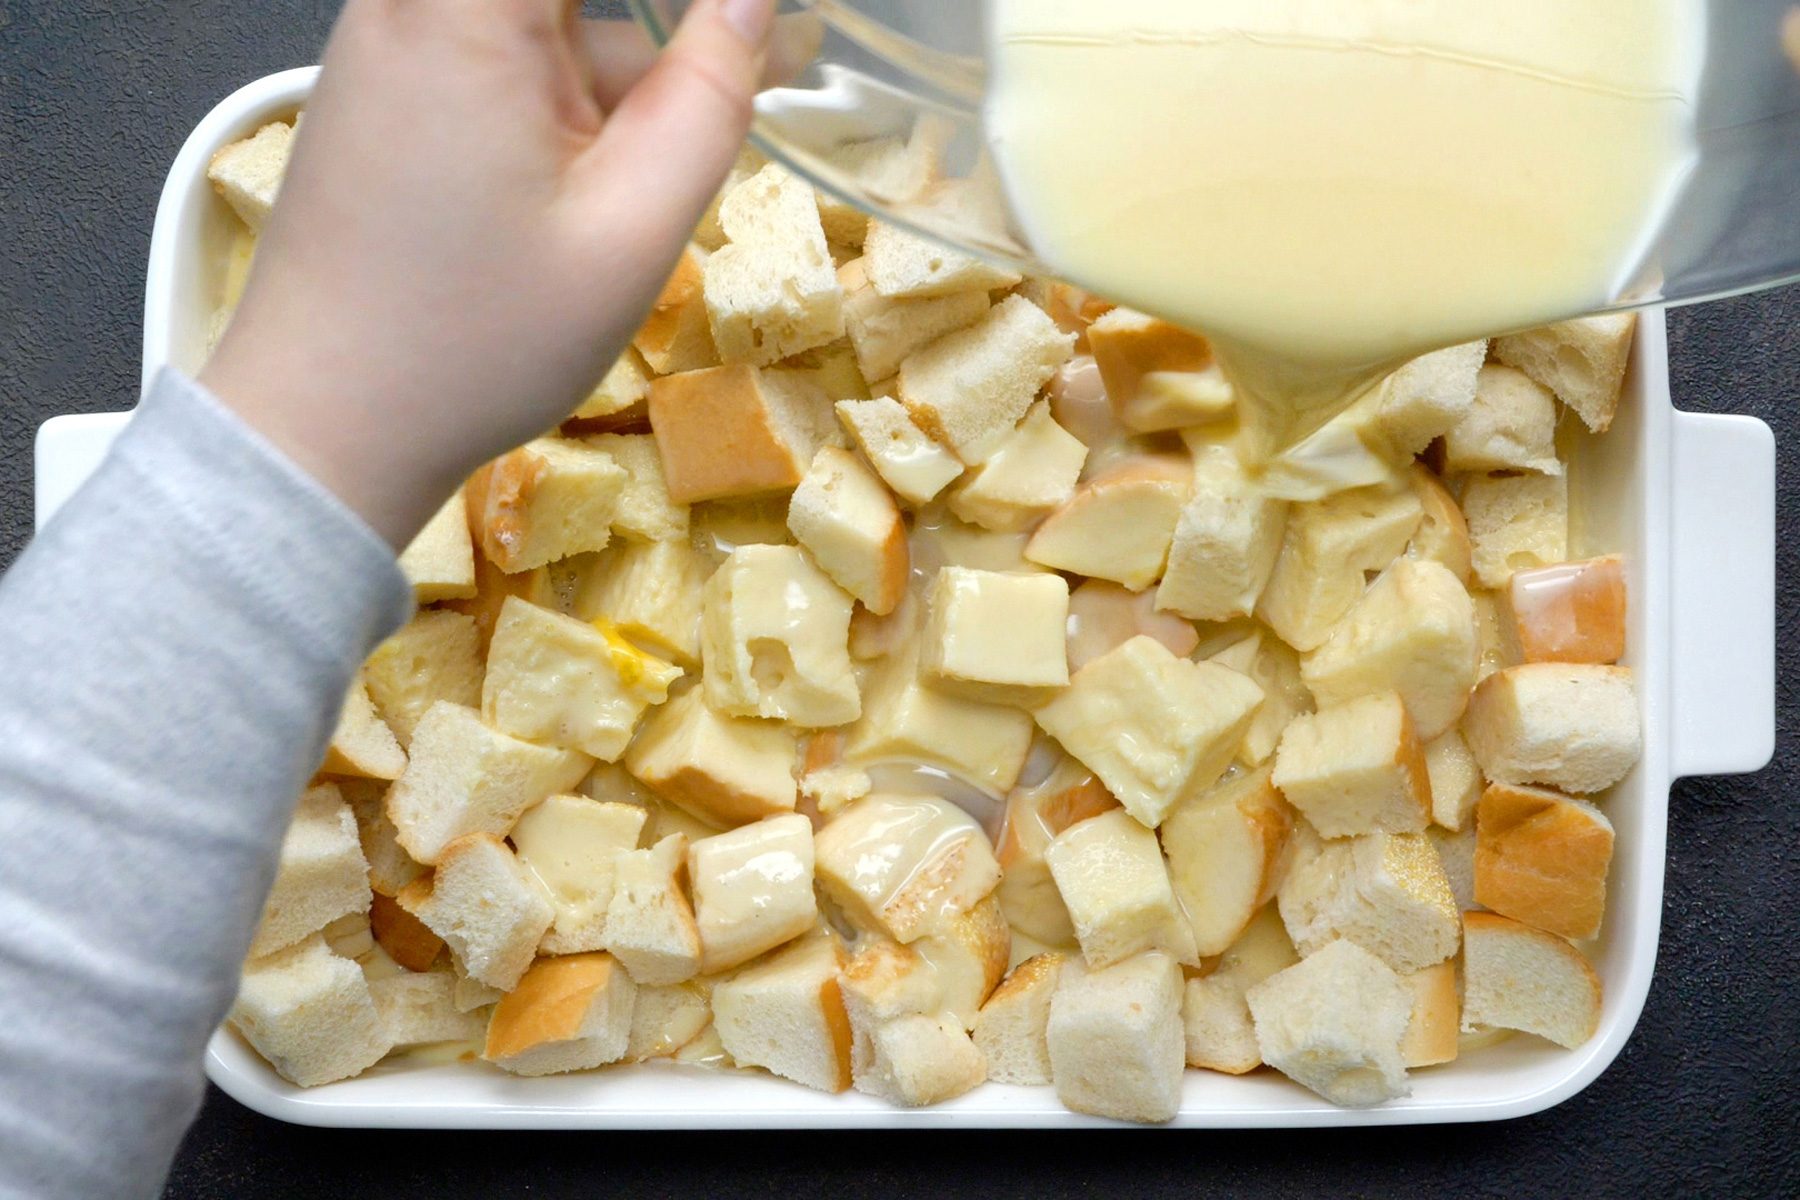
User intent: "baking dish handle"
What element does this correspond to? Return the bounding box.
[1667,409,1776,778]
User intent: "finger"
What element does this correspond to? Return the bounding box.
[577,11,816,114]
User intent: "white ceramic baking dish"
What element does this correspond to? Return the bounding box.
[33,67,1777,1129]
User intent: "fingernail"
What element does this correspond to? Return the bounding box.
[717,0,776,46]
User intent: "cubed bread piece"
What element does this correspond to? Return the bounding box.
[1425,729,1482,831]
[816,793,1000,943]
[398,493,478,603]
[1086,308,1234,432]
[251,785,372,958]
[386,702,591,864]
[1463,663,1640,794]
[362,610,485,749]
[695,145,768,250]
[996,759,1118,945]
[899,294,1076,463]
[369,892,444,971]
[1461,911,1603,1048]
[974,953,1068,1086]
[1046,952,1186,1124]
[1301,557,1479,740]
[1277,829,1461,973]
[1257,480,1424,652]
[207,120,293,231]
[230,934,391,1087]
[634,245,718,374]
[623,981,711,1061]
[649,364,834,504]
[574,347,652,424]
[787,446,909,615]
[1492,313,1636,433]
[623,688,798,826]
[1429,825,1479,913]
[369,969,487,1047]
[570,537,708,667]
[839,255,989,382]
[1272,692,1431,838]
[712,932,853,1092]
[1503,555,1627,665]
[1223,629,1314,766]
[405,834,554,991]
[1245,939,1411,1108]
[1400,961,1461,1068]
[687,814,817,973]
[1444,364,1563,476]
[704,164,844,365]
[583,433,687,543]
[468,438,627,573]
[1156,448,1286,621]
[1160,765,1295,957]
[512,794,647,955]
[1024,456,1191,590]
[1406,464,1473,586]
[321,674,407,782]
[701,544,859,727]
[604,833,703,985]
[1473,782,1614,940]
[913,895,1012,1028]
[1181,904,1298,1074]
[921,567,1069,702]
[484,952,638,1076]
[451,962,505,1013]
[1047,808,1199,968]
[819,114,951,244]
[484,597,680,761]
[1374,339,1487,456]
[857,1012,988,1107]
[1462,472,1569,589]
[341,781,424,898]
[441,548,558,652]
[843,644,1035,794]
[834,397,965,506]
[1066,578,1201,673]
[863,180,1022,299]
[837,939,944,1038]
[947,401,1088,532]
[1032,636,1264,829]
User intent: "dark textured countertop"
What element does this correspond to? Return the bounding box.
[4,3,1797,1197]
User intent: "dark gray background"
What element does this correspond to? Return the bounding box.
[3,2,1797,1196]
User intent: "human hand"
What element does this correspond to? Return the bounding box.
[201,0,780,546]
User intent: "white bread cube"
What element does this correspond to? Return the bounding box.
[834,396,965,506]
[650,364,834,504]
[1245,939,1411,1108]
[1181,904,1297,1074]
[573,347,652,424]
[604,833,703,985]
[584,433,687,543]
[386,701,591,864]
[702,544,860,727]
[1046,952,1186,1123]
[451,962,505,1013]
[1047,808,1198,968]
[207,121,293,231]
[1066,578,1201,673]
[483,952,638,1076]
[819,114,951,244]
[712,932,853,1092]
[624,981,711,1061]
[1425,728,1482,831]
[687,814,817,973]
[1024,456,1191,590]
[863,179,1022,299]
[787,446,909,615]
[362,610,484,749]
[1222,629,1314,766]
[839,255,989,382]
[512,794,647,955]
[912,895,1012,1029]
[1407,464,1473,586]
[1502,555,1627,665]
[343,781,425,899]
[695,145,768,251]
[634,245,718,375]
[816,793,1000,944]
[369,968,486,1047]
[1474,782,1615,940]
[858,1012,987,1107]
[996,759,1118,946]
[1429,824,1479,913]
[369,892,444,972]
[623,688,798,826]
[842,644,1034,794]
[899,294,1076,464]
[1156,448,1286,621]
[398,494,477,603]
[1277,828,1460,973]
[704,164,844,365]
[1464,663,1640,794]
[1492,314,1635,433]
[468,438,627,573]
[484,597,680,761]
[947,401,1088,533]
[321,673,407,781]
[1085,308,1234,432]
[974,952,1068,1085]
[404,833,554,991]
[1301,557,1479,740]
[1460,911,1603,1049]
[251,785,372,959]
[1257,481,1424,652]
[921,567,1069,702]
[1271,692,1431,838]
[1400,961,1461,1068]
[1374,339,1487,456]
[230,934,391,1087]
[1462,472,1569,589]
[1444,364,1562,476]
[1032,636,1264,829]
[570,537,708,667]
[1160,765,1295,957]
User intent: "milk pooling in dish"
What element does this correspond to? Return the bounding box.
[986,0,1702,460]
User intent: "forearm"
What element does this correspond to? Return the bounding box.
[0,370,411,1199]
